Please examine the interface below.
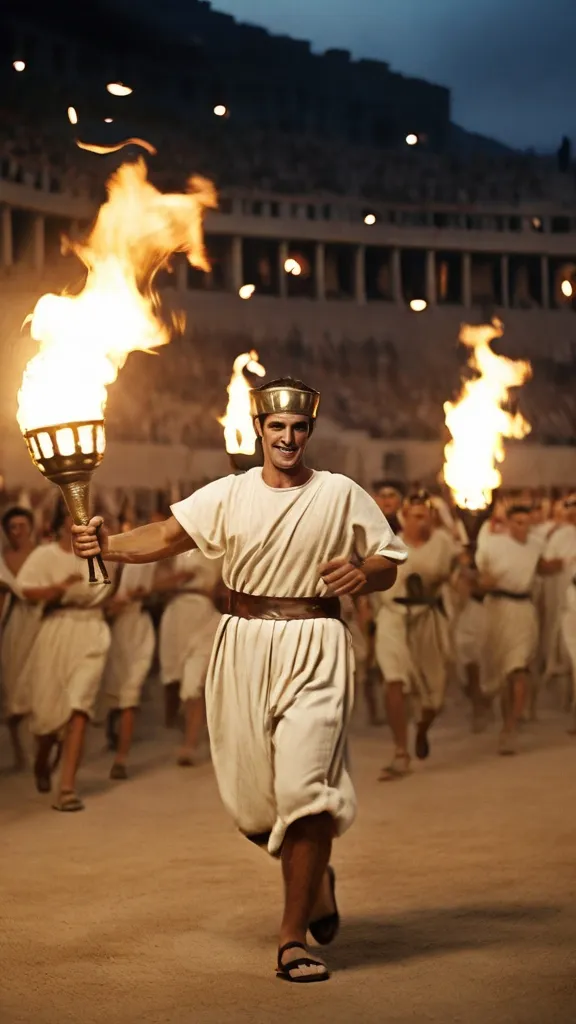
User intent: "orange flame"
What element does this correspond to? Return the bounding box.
[17,158,217,432]
[219,351,266,455]
[443,320,531,510]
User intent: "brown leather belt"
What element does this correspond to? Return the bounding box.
[228,590,341,621]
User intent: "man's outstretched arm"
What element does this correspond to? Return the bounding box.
[72,515,196,564]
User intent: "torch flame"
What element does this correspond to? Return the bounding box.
[443,320,531,511]
[219,351,266,455]
[17,158,217,433]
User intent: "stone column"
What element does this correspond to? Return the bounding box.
[231,236,243,293]
[540,254,550,309]
[391,248,402,304]
[500,254,510,308]
[315,242,326,301]
[279,240,289,299]
[1,206,13,268]
[33,214,45,272]
[426,249,437,305]
[355,245,366,305]
[462,252,472,308]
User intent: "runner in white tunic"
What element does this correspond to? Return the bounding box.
[72,376,407,984]
[476,505,544,754]
[19,509,110,810]
[560,574,576,734]
[103,562,156,780]
[0,507,39,769]
[373,492,458,780]
[158,549,223,764]
[539,498,576,684]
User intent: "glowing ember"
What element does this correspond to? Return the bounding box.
[443,320,532,511]
[219,351,266,455]
[75,138,157,156]
[17,158,217,433]
[107,82,133,97]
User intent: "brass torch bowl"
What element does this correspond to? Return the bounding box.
[23,419,111,584]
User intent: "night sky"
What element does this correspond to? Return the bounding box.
[214,0,575,150]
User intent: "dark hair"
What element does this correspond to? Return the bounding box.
[1,506,34,534]
[372,479,405,496]
[404,488,432,508]
[51,497,69,536]
[506,504,532,518]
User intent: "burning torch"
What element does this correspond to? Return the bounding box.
[17,157,217,582]
[443,319,532,550]
[219,351,266,473]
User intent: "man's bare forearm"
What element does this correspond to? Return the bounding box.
[357,556,398,595]
[106,520,195,564]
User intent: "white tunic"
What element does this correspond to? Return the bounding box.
[159,550,222,700]
[0,553,42,718]
[560,579,576,713]
[373,529,457,711]
[476,534,540,695]
[172,469,407,855]
[102,564,156,710]
[540,525,576,677]
[18,543,110,736]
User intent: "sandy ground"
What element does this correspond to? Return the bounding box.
[1,688,575,1024]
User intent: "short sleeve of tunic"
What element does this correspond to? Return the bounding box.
[349,482,408,564]
[17,546,55,588]
[170,476,234,559]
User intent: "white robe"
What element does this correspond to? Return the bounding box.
[373,529,457,712]
[102,564,156,710]
[0,553,42,718]
[159,551,222,700]
[172,468,407,856]
[560,581,576,713]
[540,525,576,677]
[476,534,540,696]
[18,543,110,736]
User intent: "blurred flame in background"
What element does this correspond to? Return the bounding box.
[443,320,532,510]
[219,351,266,455]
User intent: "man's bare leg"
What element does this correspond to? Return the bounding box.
[415,706,437,760]
[54,711,88,809]
[363,666,383,726]
[7,714,26,771]
[499,670,528,754]
[380,680,411,779]
[33,732,60,791]
[110,707,136,779]
[278,811,333,979]
[164,681,180,728]
[177,696,205,766]
[465,664,490,732]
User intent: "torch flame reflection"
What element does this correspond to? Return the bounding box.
[443,320,531,511]
[17,158,217,433]
[219,351,266,455]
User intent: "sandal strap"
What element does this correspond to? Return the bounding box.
[277,941,325,972]
[278,943,326,973]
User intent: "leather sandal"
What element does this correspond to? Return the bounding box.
[276,942,330,983]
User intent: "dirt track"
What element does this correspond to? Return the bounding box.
[1,693,574,1024]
